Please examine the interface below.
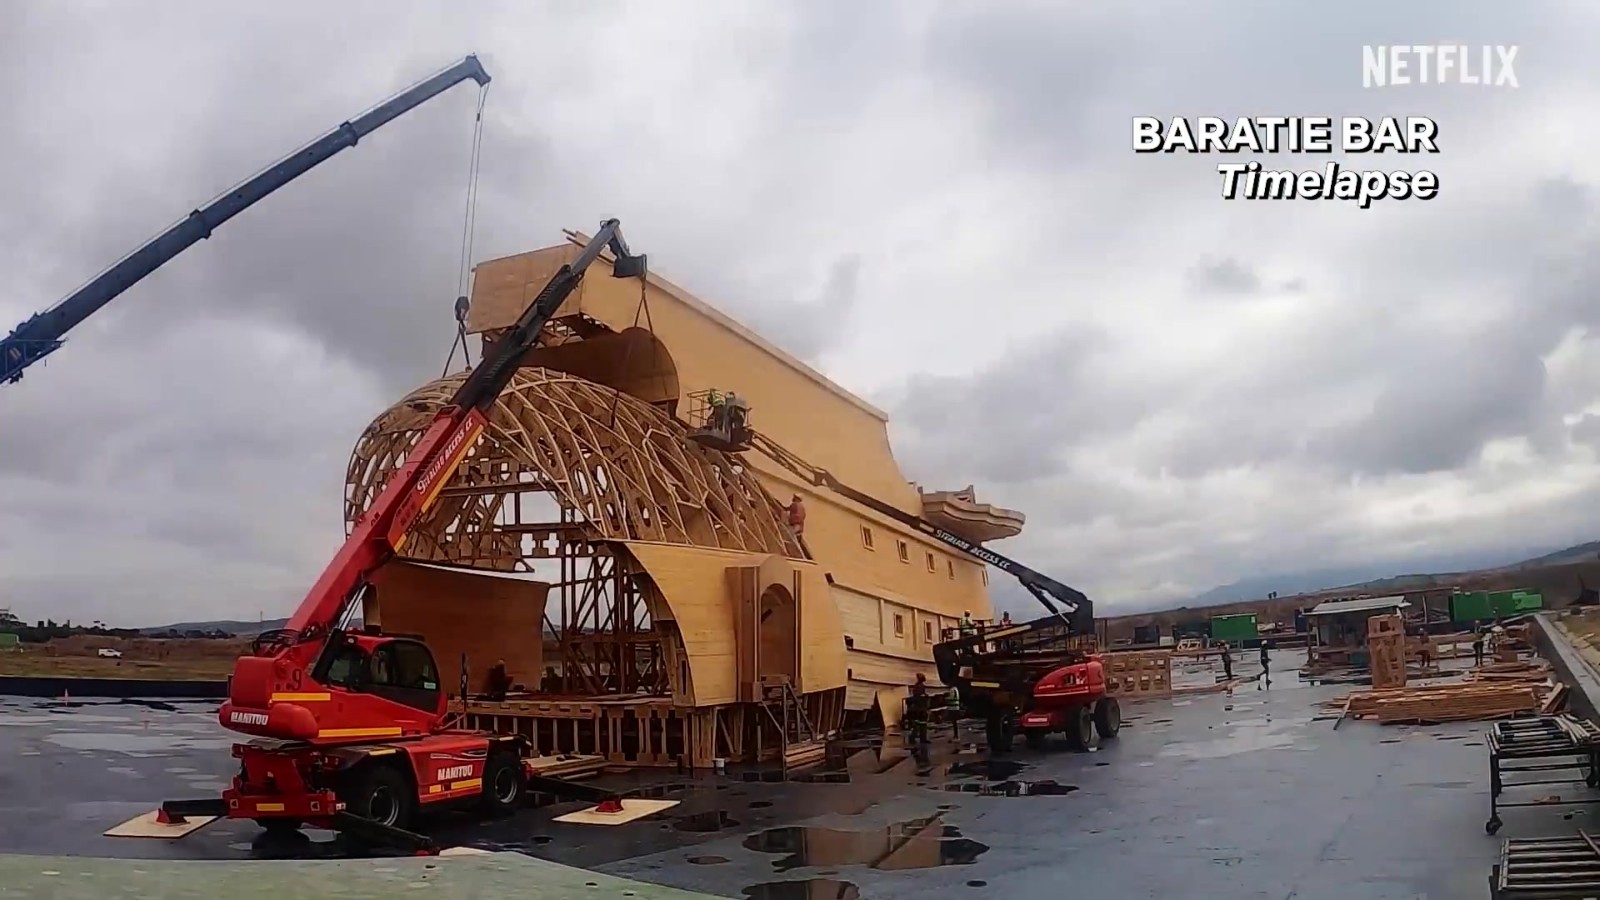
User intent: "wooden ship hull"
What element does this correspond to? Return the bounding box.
[344,231,1027,769]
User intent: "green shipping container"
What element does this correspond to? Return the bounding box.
[1210,613,1258,643]
[0,633,18,648]
[1508,591,1544,613]
[1452,592,1493,622]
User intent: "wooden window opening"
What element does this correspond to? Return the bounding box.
[896,540,909,563]
[861,526,875,550]
[893,613,905,637]
[926,551,936,573]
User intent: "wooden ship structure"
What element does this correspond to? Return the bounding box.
[346,230,1028,771]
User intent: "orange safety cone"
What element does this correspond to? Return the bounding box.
[594,797,625,814]
[155,808,182,826]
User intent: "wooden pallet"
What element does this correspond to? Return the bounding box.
[1101,650,1172,697]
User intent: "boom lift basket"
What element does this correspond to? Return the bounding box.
[686,388,753,452]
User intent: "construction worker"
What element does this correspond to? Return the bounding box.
[958,611,976,638]
[905,673,931,745]
[1219,641,1234,680]
[786,495,807,537]
[487,659,512,701]
[1258,639,1272,688]
[725,392,749,436]
[1472,626,1485,667]
[1000,611,1013,627]
[705,388,725,431]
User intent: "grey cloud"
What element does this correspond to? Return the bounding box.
[1187,257,1261,296]
[737,254,863,361]
[889,325,1157,486]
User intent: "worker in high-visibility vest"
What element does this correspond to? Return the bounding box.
[905,673,931,745]
[705,389,725,430]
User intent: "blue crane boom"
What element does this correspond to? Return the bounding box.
[0,54,491,386]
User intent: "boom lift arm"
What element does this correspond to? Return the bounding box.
[742,431,1093,634]
[1,55,491,386]
[224,220,646,743]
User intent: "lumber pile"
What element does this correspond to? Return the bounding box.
[1322,682,1541,725]
[526,754,607,779]
[1466,659,1553,684]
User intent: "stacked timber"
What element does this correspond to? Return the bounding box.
[1466,659,1553,684]
[526,754,607,779]
[1324,679,1536,720]
[1323,682,1541,725]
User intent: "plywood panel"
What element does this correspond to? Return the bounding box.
[793,564,847,695]
[880,600,916,654]
[622,543,847,704]
[370,560,548,694]
[622,542,761,706]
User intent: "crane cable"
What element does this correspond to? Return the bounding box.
[443,82,491,377]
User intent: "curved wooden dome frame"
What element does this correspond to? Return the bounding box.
[345,367,801,697]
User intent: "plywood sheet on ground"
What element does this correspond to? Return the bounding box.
[554,798,680,825]
[104,810,216,838]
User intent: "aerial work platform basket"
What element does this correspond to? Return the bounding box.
[686,388,753,452]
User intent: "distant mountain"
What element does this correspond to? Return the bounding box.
[1183,541,1598,608]
[141,618,289,636]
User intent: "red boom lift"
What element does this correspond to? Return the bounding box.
[162,222,648,850]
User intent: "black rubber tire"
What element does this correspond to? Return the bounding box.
[480,751,524,815]
[339,763,415,831]
[1063,706,1094,751]
[985,713,1014,754]
[1093,697,1122,740]
[1024,729,1047,750]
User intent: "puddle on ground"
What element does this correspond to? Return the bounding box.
[689,855,729,866]
[1158,714,1308,760]
[674,811,741,832]
[749,800,774,809]
[45,732,233,756]
[743,880,860,900]
[946,759,1026,781]
[941,780,1077,797]
[793,769,852,784]
[472,837,552,853]
[967,881,988,888]
[118,699,180,713]
[744,817,987,872]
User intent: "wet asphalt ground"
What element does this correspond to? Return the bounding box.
[1,653,1591,899]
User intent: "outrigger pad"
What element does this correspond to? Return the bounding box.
[554,798,680,826]
[105,810,216,839]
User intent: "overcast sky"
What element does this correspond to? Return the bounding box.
[2,1,1597,626]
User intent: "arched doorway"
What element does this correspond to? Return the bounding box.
[758,583,798,684]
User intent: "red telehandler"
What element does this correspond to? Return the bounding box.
[161,222,648,851]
